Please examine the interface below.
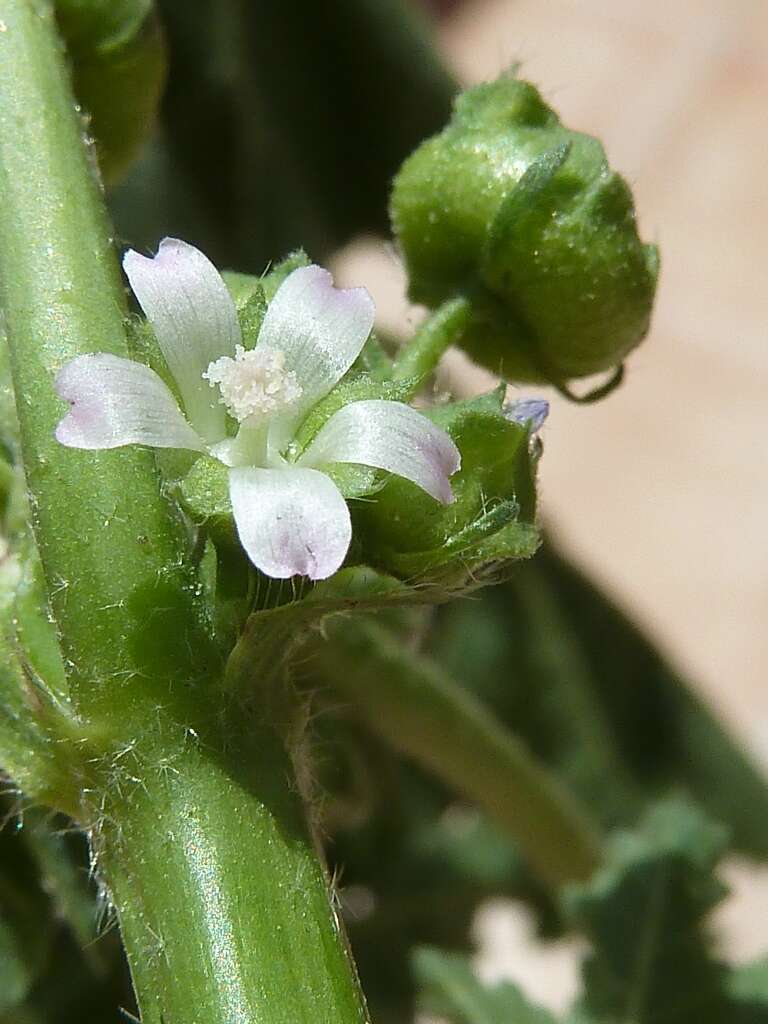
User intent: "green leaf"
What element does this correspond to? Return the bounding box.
[223,251,312,309]
[311,616,602,889]
[178,455,234,543]
[566,798,731,1024]
[353,331,394,382]
[237,285,269,348]
[483,143,572,275]
[12,540,70,709]
[413,946,557,1024]
[0,541,81,812]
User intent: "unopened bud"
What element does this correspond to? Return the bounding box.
[390,75,659,388]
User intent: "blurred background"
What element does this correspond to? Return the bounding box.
[329,0,768,1011]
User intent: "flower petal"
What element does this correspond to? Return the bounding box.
[55,354,205,452]
[123,238,240,441]
[299,399,460,504]
[257,265,375,416]
[503,397,549,433]
[229,466,351,580]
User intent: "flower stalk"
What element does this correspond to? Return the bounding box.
[392,294,473,391]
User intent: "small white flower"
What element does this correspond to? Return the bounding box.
[55,238,460,580]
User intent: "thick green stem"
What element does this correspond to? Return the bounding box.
[0,0,210,727]
[320,619,603,887]
[0,6,371,1022]
[392,295,472,392]
[99,711,369,1024]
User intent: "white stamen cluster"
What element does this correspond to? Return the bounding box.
[203,345,302,424]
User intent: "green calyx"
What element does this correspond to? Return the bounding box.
[222,249,311,311]
[390,74,659,386]
[355,389,541,584]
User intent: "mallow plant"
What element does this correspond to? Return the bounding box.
[0,2,674,1023]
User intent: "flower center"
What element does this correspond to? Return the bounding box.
[203,345,302,424]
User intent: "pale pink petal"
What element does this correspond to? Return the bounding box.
[123,238,240,441]
[299,399,460,504]
[229,466,351,580]
[55,354,205,452]
[257,265,375,416]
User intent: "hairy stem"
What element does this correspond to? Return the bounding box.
[100,709,369,1024]
[319,618,603,887]
[0,0,210,727]
[0,6,371,1021]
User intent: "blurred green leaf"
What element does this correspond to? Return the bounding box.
[431,543,639,826]
[0,814,50,1014]
[566,798,730,1024]
[407,800,768,1024]
[413,946,557,1023]
[55,0,167,184]
[0,798,132,1022]
[316,711,555,1024]
[729,958,768,1022]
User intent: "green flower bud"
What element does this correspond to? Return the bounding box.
[390,75,659,387]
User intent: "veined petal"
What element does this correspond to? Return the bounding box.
[229,466,351,580]
[299,399,460,504]
[123,238,240,442]
[55,354,205,452]
[257,265,375,416]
